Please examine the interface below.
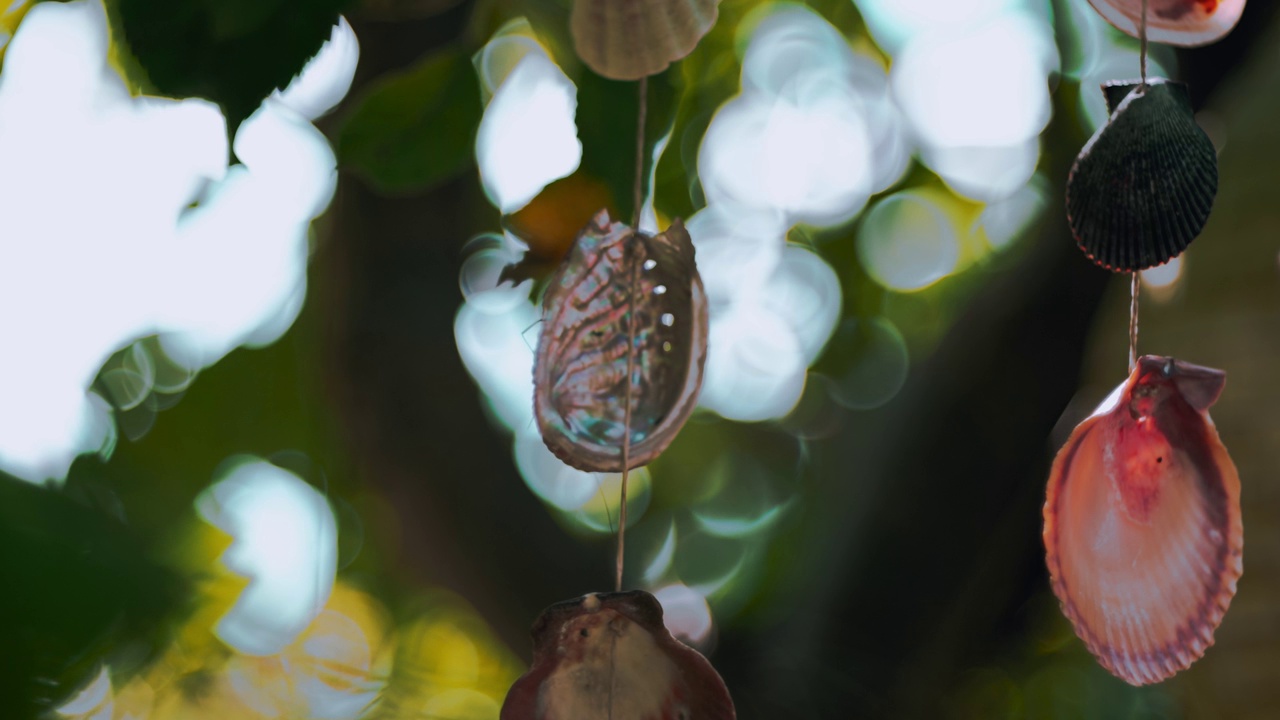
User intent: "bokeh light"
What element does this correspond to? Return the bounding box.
[684,205,787,311]
[1140,255,1185,303]
[700,4,910,226]
[855,0,1029,54]
[826,317,911,410]
[56,665,112,720]
[699,302,807,422]
[858,190,961,292]
[0,0,350,484]
[474,22,581,214]
[976,175,1050,250]
[891,9,1057,201]
[271,17,359,122]
[513,427,602,511]
[653,583,714,647]
[196,457,338,656]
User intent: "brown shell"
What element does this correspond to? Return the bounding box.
[1067,79,1218,272]
[534,209,709,473]
[1086,0,1246,47]
[500,591,736,719]
[1043,356,1243,685]
[571,0,721,80]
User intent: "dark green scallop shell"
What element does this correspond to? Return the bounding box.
[1067,78,1218,272]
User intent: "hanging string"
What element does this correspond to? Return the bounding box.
[1139,0,1149,88]
[617,76,648,593]
[1128,0,1148,373]
[1128,272,1140,372]
[631,77,648,227]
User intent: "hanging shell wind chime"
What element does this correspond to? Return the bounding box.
[1047,0,1246,686]
[502,1,733,717]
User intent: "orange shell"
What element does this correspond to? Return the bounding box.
[1086,0,1246,47]
[1043,356,1243,685]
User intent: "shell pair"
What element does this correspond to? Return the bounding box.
[1067,0,1245,271]
[1044,356,1243,685]
[505,214,726,716]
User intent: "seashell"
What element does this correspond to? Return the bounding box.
[1086,0,1246,47]
[501,590,736,719]
[1043,355,1243,686]
[571,0,721,80]
[1066,78,1218,272]
[534,209,708,472]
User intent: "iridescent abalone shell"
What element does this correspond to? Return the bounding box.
[534,209,708,473]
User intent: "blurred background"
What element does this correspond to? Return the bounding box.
[0,0,1278,718]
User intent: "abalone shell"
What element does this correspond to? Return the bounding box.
[534,209,708,473]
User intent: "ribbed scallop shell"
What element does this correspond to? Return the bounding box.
[534,209,708,472]
[501,591,736,719]
[571,0,720,80]
[1087,0,1246,47]
[1044,356,1243,686]
[1067,79,1218,272]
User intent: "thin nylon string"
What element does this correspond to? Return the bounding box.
[617,75,648,592]
[632,76,648,227]
[1129,0,1147,372]
[1129,272,1140,372]
[1140,0,1149,87]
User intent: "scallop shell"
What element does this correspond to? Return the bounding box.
[534,209,709,472]
[1066,78,1218,272]
[1086,0,1246,47]
[1043,356,1243,686]
[571,0,721,80]
[501,590,736,719]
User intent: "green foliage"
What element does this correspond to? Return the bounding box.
[0,465,182,717]
[338,46,483,195]
[574,68,680,224]
[111,0,349,132]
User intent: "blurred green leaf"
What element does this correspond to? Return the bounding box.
[575,67,680,224]
[337,46,483,195]
[0,465,182,717]
[651,0,752,220]
[111,0,349,132]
